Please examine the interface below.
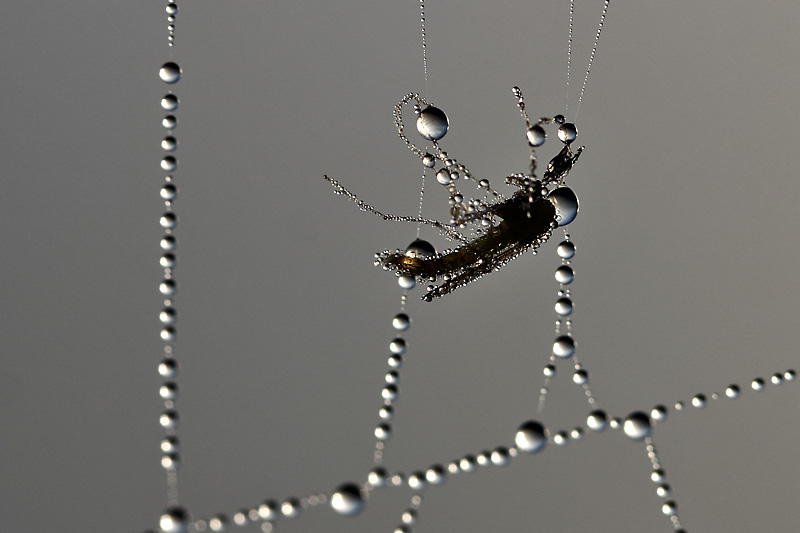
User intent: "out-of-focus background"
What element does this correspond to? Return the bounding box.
[2,1,799,531]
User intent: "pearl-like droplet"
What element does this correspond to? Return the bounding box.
[548,187,579,226]
[416,106,449,141]
[330,483,364,516]
[622,412,651,440]
[159,62,182,84]
[515,420,547,453]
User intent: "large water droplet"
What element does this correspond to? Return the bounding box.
[552,335,575,358]
[416,106,449,141]
[557,123,577,143]
[622,412,651,440]
[526,125,546,147]
[515,420,547,453]
[405,239,436,258]
[330,483,364,516]
[161,184,178,200]
[548,187,579,226]
[555,265,574,284]
[161,136,177,152]
[389,338,406,355]
[162,115,178,129]
[159,62,182,84]
[160,410,179,428]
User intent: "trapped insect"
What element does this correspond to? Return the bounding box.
[326,87,582,301]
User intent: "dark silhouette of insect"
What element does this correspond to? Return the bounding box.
[326,87,582,301]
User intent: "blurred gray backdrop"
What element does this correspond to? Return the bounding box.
[1,1,799,532]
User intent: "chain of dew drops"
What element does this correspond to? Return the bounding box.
[149,2,797,532]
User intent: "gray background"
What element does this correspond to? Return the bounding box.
[2,1,799,532]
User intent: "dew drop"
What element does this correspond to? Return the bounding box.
[160,212,177,229]
[725,384,740,398]
[555,265,574,284]
[436,168,451,185]
[161,94,179,111]
[586,410,608,431]
[161,156,177,172]
[281,499,301,518]
[405,239,436,258]
[161,235,177,251]
[552,335,575,358]
[160,410,179,429]
[691,394,706,408]
[656,484,671,498]
[161,453,179,469]
[786,369,796,381]
[553,431,568,445]
[159,279,177,296]
[543,364,556,377]
[330,483,364,516]
[208,515,228,532]
[407,472,426,490]
[368,468,388,487]
[526,125,546,147]
[771,373,784,385]
[515,420,547,453]
[556,240,576,259]
[572,369,588,384]
[161,184,178,200]
[158,359,178,378]
[375,423,392,440]
[650,405,668,422]
[159,62,182,84]
[392,313,410,331]
[651,469,665,483]
[382,385,399,401]
[166,3,178,15]
[398,275,416,289]
[388,354,403,368]
[661,501,677,516]
[548,187,579,226]
[622,412,651,440]
[160,507,189,533]
[459,455,477,472]
[751,378,765,391]
[162,115,177,129]
[161,136,177,152]
[491,448,510,466]
[422,153,436,168]
[416,106,449,141]
[379,406,393,420]
[554,297,573,316]
[389,338,406,355]
[425,465,446,484]
[557,123,578,143]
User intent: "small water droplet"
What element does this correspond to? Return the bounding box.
[330,483,364,516]
[368,468,388,487]
[553,431,569,445]
[161,156,177,172]
[161,94,179,111]
[389,338,406,355]
[161,184,178,200]
[166,3,178,15]
[388,354,403,368]
[572,369,588,384]
[425,465,446,484]
[161,136,177,152]
[661,501,677,516]
[158,359,178,378]
[785,369,796,381]
[382,385,399,401]
[555,265,574,284]
[491,448,510,466]
[515,420,547,453]
[526,125,546,147]
[161,235,177,251]
[160,507,189,533]
[160,410,179,428]
[162,115,178,129]
[691,394,706,408]
[398,275,416,289]
[392,313,410,331]
[208,515,228,532]
[375,423,392,440]
[554,297,573,316]
[422,153,436,168]
[160,212,177,229]
[656,484,671,498]
[416,106,449,141]
[407,472,426,490]
[751,378,765,391]
[556,240,575,259]
[159,279,177,296]
[650,405,668,422]
[436,168,451,185]
[281,499,301,518]
[160,327,176,342]
[543,364,556,377]
[459,455,477,472]
[160,381,179,400]
[586,410,608,431]
[725,384,740,398]
[771,373,784,385]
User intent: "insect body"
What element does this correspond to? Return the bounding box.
[326,87,582,301]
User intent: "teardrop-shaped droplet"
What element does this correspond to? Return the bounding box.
[548,187,579,226]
